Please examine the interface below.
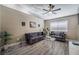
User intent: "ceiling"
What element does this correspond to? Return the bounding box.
[2,4,79,20]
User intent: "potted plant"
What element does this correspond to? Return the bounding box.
[43,29,47,36]
[43,28,50,36]
[0,31,11,54]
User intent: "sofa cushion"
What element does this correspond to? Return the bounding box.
[38,32,42,35]
[30,33,37,37]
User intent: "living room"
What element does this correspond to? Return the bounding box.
[0,4,79,55]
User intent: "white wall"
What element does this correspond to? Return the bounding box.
[1,5,44,43]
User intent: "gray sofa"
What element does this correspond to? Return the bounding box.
[25,32,45,44]
[50,31,66,42]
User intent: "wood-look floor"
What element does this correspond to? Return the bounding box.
[4,39,69,55]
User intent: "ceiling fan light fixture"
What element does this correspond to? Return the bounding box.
[43,4,61,15]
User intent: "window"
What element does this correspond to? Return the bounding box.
[50,20,68,32]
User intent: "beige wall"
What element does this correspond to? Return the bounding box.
[0,6,1,45]
[67,15,78,40]
[1,5,44,43]
[0,6,1,32]
[77,14,79,40]
[44,14,78,40]
[77,26,79,40]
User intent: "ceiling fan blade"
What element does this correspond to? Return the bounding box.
[53,8,61,11]
[43,11,50,15]
[43,9,48,11]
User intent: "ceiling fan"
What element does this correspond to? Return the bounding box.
[43,4,61,15]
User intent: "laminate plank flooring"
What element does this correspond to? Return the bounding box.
[4,39,69,55]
